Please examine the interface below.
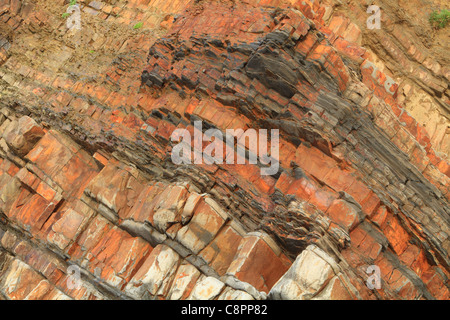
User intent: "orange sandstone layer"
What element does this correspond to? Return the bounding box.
[0,0,448,300]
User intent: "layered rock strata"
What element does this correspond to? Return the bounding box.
[0,0,448,300]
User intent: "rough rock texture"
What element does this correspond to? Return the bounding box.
[0,0,448,300]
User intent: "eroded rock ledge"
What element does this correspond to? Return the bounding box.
[0,0,448,300]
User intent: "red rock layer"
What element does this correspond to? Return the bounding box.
[0,0,448,300]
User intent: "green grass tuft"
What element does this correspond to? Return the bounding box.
[133,22,143,30]
[63,0,77,19]
[429,9,450,29]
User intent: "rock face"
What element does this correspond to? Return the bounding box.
[0,0,448,300]
[269,245,344,300]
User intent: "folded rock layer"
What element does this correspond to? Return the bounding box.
[0,0,448,300]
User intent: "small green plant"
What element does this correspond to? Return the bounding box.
[62,0,77,19]
[133,22,143,30]
[89,50,95,54]
[429,9,450,29]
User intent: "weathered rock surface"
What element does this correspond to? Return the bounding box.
[269,245,344,300]
[0,0,448,300]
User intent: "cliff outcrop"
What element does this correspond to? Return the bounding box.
[0,0,448,300]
